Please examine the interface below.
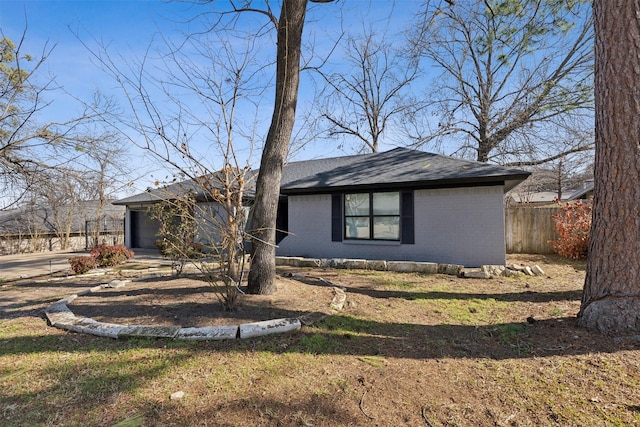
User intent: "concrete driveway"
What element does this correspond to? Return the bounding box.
[0,250,88,281]
[0,249,166,282]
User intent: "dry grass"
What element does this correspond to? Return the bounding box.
[1,254,640,426]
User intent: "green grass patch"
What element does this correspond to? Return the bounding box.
[298,333,339,354]
[427,297,510,325]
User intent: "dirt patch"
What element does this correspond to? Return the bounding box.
[68,274,339,328]
[48,254,580,332]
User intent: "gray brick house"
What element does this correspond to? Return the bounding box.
[115,148,530,267]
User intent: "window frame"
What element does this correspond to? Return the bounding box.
[343,191,401,241]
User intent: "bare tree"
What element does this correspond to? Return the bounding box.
[578,1,640,335]
[87,13,263,308]
[0,30,118,210]
[313,26,423,153]
[411,0,594,165]
[80,131,129,247]
[245,0,335,295]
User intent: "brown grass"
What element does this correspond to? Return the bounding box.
[1,254,640,426]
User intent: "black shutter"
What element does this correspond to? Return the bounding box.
[331,193,343,242]
[401,191,414,244]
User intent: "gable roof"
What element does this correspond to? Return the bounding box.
[280,147,530,194]
[113,169,256,206]
[115,148,530,205]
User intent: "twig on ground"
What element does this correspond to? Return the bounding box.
[359,391,376,420]
[421,406,435,427]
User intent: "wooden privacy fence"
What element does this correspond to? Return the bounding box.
[505,206,561,254]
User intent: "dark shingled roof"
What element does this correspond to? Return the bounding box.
[115,148,530,205]
[279,147,530,194]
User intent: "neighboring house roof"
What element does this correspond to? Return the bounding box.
[565,182,594,201]
[115,147,531,205]
[0,201,125,236]
[508,182,594,205]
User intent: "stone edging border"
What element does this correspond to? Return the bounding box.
[44,279,345,341]
[275,256,546,279]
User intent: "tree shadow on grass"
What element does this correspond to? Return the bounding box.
[2,314,637,361]
[292,274,583,304]
[0,332,361,427]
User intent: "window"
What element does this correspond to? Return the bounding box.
[344,192,400,240]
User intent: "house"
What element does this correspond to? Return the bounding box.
[115,148,530,267]
[0,200,125,255]
[506,180,594,205]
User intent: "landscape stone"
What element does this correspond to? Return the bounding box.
[239,318,301,339]
[387,261,419,272]
[330,287,346,310]
[170,391,185,400]
[45,310,78,326]
[176,325,239,340]
[106,279,126,288]
[414,262,438,274]
[297,258,323,268]
[531,265,545,276]
[438,263,464,276]
[66,318,125,338]
[344,259,368,270]
[510,263,526,272]
[462,269,490,279]
[117,325,182,339]
[366,260,387,271]
[482,265,506,277]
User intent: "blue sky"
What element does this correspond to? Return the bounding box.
[1,1,419,196]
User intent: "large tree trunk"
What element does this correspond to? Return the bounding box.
[247,0,308,295]
[578,1,640,335]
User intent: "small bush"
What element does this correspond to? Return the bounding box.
[68,256,98,274]
[155,239,203,259]
[548,201,592,259]
[89,244,134,268]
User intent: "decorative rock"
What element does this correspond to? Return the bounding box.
[57,294,78,304]
[176,325,239,340]
[531,265,546,276]
[462,269,490,279]
[438,264,464,276]
[415,262,439,274]
[524,266,535,276]
[238,318,301,339]
[330,287,346,311]
[387,261,418,272]
[482,265,506,277]
[45,310,78,326]
[62,318,125,338]
[366,260,387,271]
[344,259,368,270]
[504,268,523,278]
[170,391,185,400]
[328,258,348,268]
[44,301,73,314]
[106,279,126,288]
[297,258,323,268]
[118,325,182,339]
